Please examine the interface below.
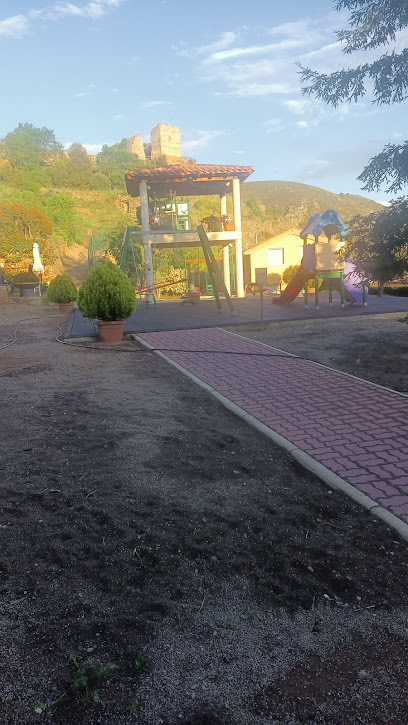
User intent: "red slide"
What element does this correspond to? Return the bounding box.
[273,265,304,304]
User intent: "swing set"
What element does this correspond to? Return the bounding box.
[120,224,236,315]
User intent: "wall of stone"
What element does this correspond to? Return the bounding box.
[150,124,182,165]
[115,194,139,216]
[126,135,146,160]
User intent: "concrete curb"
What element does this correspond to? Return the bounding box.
[135,333,408,544]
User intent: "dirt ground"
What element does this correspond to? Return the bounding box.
[1,302,408,725]
[236,312,408,393]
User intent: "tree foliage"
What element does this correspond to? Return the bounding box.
[344,198,408,291]
[52,143,93,188]
[297,0,408,192]
[0,203,54,263]
[43,193,81,244]
[3,123,62,170]
[77,262,136,321]
[97,140,146,190]
[47,274,78,303]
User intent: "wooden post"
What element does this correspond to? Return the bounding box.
[232,178,244,298]
[139,181,154,304]
[220,194,231,293]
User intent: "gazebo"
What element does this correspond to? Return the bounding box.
[125,163,254,302]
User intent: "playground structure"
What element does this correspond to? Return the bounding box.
[124,163,255,304]
[274,210,368,308]
[120,223,237,315]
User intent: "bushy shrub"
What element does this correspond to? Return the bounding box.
[282,265,300,284]
[12,271,40,285]
[370,285,408,297]
[47,274,78,303]
[78,262,136,321]
[89,173,111,191]
[267,272,281,286]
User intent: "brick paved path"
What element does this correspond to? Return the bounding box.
[138,327,408,524]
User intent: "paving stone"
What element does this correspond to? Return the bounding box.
[138,327,408,529]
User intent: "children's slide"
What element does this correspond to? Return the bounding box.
[273,264,305,304]
[329,278,358,304]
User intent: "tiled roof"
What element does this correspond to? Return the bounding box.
[125,163,255,182]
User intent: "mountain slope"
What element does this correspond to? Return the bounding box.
[239,180,382,243]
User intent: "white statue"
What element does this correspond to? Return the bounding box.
[32,243,44,274]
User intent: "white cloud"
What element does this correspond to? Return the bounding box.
[181,129,225,155]
[0,14,29,38]
[283,99,310,115]
[0,0,125,41]
[229,82,292,97]
[54,0,126,20]
[113,113,125,120]
[302,159,330,178]
[173,20,324,98]
[264,119,285,133]
[82,143,106,154]
[203,39,306,65]
[297,120,308,128]
[197,31,237,56]
[141,100,172,109]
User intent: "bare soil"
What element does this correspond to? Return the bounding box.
[235,312,408,393]
[1,303,408,725]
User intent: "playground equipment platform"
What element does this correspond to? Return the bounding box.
[66,293,408,338]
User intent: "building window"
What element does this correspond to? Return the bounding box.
[267,248,284,266]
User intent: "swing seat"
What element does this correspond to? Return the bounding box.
[181,290,200,305]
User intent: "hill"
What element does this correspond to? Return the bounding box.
[238,180,382,244]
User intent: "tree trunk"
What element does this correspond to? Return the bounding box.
[379,282,385,297]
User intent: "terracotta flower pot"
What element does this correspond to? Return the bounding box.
[97,320,125,344]
[223,222,233,231]
[58,302,74,314]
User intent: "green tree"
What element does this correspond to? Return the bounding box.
[3,123,62,170]
[282,264,300,285]
[344,198,408,293]
[53,143,93,188]
[90,173,111,191]
[97,140,146,190]
[0,203,54,264]
[297,0,408,192]
[43,193,81,245]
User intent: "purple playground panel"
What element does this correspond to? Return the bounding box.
[345,258,365,305]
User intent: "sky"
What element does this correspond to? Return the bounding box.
[0,0,406,203]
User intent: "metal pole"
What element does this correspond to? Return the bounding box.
[260,284,264,330]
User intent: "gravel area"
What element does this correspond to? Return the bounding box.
[0,302,407,725]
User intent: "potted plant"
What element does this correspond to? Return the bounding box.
[77,262,136,343]
[47,274,78,314]
[221,214,233,231]
[11,271,40,297]
[149,213,161,230]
